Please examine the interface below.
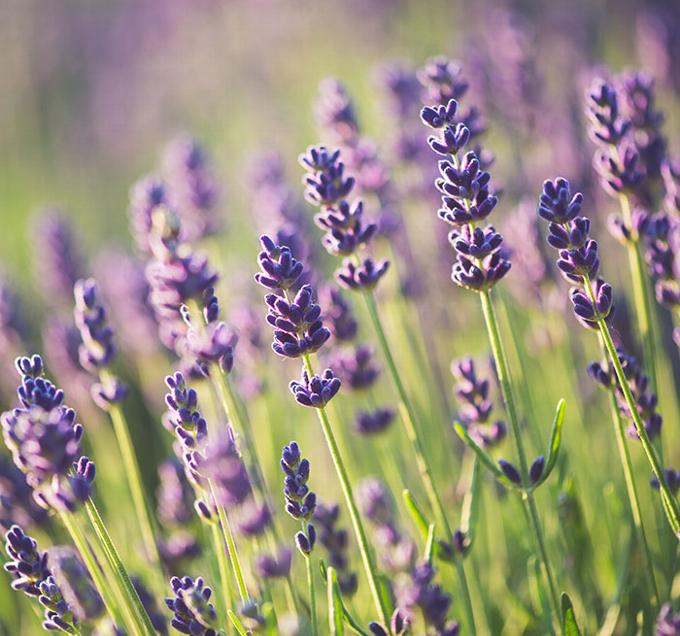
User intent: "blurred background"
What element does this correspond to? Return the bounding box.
[2,0,679,280]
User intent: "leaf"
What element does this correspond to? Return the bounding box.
[460,456,481,547]
[402,489,430,540]
[454,422,515,487]
[537,399,566,487]
[327,567,345,635]
[561,592,582,636]
[425,523,436,564]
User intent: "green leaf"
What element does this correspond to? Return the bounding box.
[537,399,566,486]
[561,592,581,636]
[402,489,430,540]
[327,567,345,635]
[424,523,436,564]
[460,456,481,548]
[227,610,249,636]
[454,422,514,487]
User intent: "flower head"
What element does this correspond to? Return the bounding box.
[165,575,218,636]
[289,368,341,408]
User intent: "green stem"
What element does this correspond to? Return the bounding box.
[479,289,561,624]
[619,195,658,392]
[302,352,391,632]
[210,481,250,603]
[60,511,128,633]
[304,533,318,636]
[454,560,476,636]
[84,499,156,636]
[597,334,659,608]
[210,518,234,624]
[107,400,161,570]
[584,275,680,535]
[360,288,452,540]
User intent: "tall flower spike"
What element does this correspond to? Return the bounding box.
[281,441,317,557]
[451,358,505,448]
[298,145,389,291]
[4,524,50,597]
[73,278,127,411]
[165,575,218,636]
[315,502,358,597]
[2,357,94,512]
[421,97,509,292]
[254,235,304,291]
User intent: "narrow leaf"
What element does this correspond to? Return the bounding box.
[425,523,436,564]
[561,592,582,636]
[538,399,566,486]
[402,489,430,540]
[327,567,344,635]
[460,455,481,548]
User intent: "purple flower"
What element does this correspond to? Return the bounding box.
[128,175,169,253]
[280,441,316,522]
[331,343,380,390]
[49,547,104,622]
[164,371,209,451]
[314,79,360,146]
[156,458,195,527]
[254,235,305,292]
[255,547,292,580]
[336,257,390,291]
[417,56,469,104]
[73,278,116,371]
[2,357,94,512]
[355,407,395,436]
[33,210,83,308]
[319,285,358,342]
[656,603,680,636]
[162,135,220,243]
[263,284,331,359]
[315,502,358,597]
[165,576,217,636]
[451,358,505,449]
[289,368,341,408]
[4,524,50,597]
[0,457,49,533]
[395,561,459,635]
[200,435,251,508]
[38,575,79,633]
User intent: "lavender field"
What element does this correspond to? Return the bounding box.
[3,0,680,634]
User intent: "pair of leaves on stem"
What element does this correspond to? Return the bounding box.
[454,399,566,492]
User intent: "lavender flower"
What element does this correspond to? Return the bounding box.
[358,478,415,573]
[4,524,50,597]
[451,358,505,448]
[73,278,127,411]
[129,175,169,253]
[200,434,252,509]
[255,547,292,580]
[588,348,662,440]
[355,407,395,436]
[421,99,509,292]
[299,145,389,291]
[0,457,49,533]
[165,575,217,636]
[132,575,168,635]
[315,502,357,597]
[656,603,680,635]
[94,250,161,356]
[38,575,79,633]
[162,135,220,242]
[1,357,95,511]
[281,441,316,556]
[319,285,358,342]
[331,343,380,391]
[33,210,83,308]
[158,533,201,572]
[289,368,341,408]
[395,561,459,636]
[263,283,330,359]
[537,178,613,328]
[49,547,104,622]
[156,458,195,527]
[254,235,305,292]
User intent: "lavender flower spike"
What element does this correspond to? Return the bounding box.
[4,524,50,597]
[73,278,127,411]
[281,441,317,556]
[289,368,341,408]
[165,575,218,636]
